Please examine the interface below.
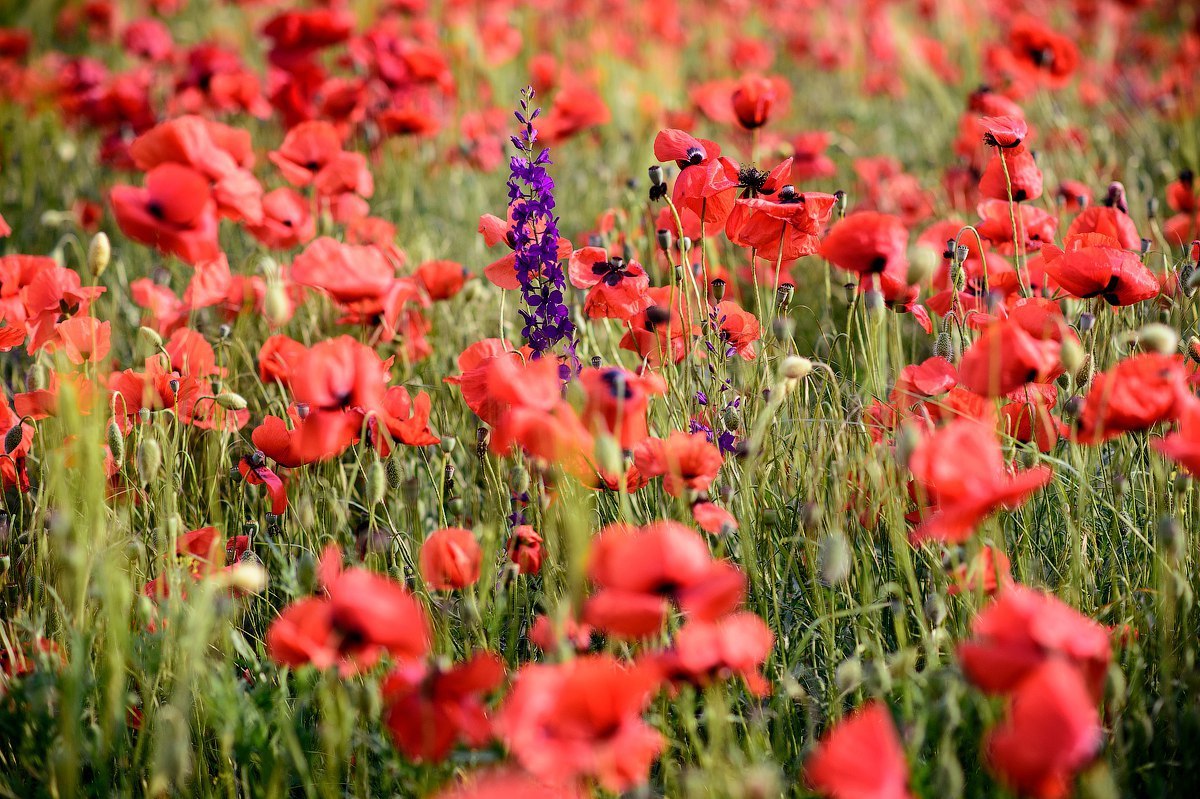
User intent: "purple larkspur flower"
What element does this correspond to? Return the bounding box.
[507,87,579,375]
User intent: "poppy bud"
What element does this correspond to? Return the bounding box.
[106,419,124,462]
[385,456,404,490]
[834,190,848,217]
[1134,323,1178,355]
[818,532,852,586]
[863,289,885,313]
[366,460,387,506]
[1157,515,1184,560]
[1077,312,1095,333]
[924,594,947,626]
[834,656,862,693]
[656,228,673,252]
[222,561,268,595]
[4,423,25,455]
[1104,181,1128,214]
[28,363,48,391]
[934,331,957,362]
[772,318,795,340]
[136,438,161,484]
[1060,336,1085,375]
[420,527,482,590]
[264,282,290,325]
[907,246,938,286]
[215,392,247,411]
[87,232,111,279]
[138,326,163,350]
[776,282,795,310]
[711,278,727,301]
[1063,394,1084,418]
[506,525,544,575]
[780,355,813,380]
[295,549,318,593]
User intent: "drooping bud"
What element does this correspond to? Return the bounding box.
[138,326,163,350]
[366,460,387,506]
[264,282,290,326]
[1134,322,1178,355]
[215,392,248,411]
[136,438,161,483]
[106,418,124,462]
[4,423,25,454]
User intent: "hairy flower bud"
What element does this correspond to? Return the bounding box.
[87,232,111,279]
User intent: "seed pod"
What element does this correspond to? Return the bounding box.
[87,232,111,279]
[136,438,162,483]
[366,460,387,507]
[439,436,458,455]
[2,423,26,455]
[648,164,664,186]
[656,228,673,252]
[711,278,727,301]
[833,189,848,217]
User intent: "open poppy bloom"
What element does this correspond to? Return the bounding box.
[994,17,1080,90]
[805,702,913,799]
[985,661,1102,799]
[948,546,1013,596]
[1041,233,1158,306]
[110,163,222,265]
[143,526,250,599]
[266,546,430,676]
[633,431,723,498]
[248,187,314,249]
[978,147,1043,202]
[292,237,396,305]
[654,129,740,234]
[958,316,1062,397]
[567,247,652,320]
[976,199,1057,254]
[1072,353,1187,444]
[286,336,391,459]
[907,419,1052,543]
[727,185,837,263]
[620,286,699,367]
[571,367,662,449]
[820,211,909,286]
[584,521,745,640]
[382,651,504,763]
[497,655,663,792]
[653,611,773,696]
[713,300,761,359]
[958,584,1111,701]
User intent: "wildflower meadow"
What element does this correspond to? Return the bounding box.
[2,0,1200,797]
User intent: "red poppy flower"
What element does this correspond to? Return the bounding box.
[999,17,1080,89]
[691,501,738,535]
[805,702,913,799]
[421,527,482,591]
[415,259,468,301]
[50,316,110,365]
[567,248,652,321]
[790,131,837,182]
[287,336,390,457]
[430,769,584,799]
[584,521,745,639]
[382,651,504,763]
[979,148,1043,202]
[497,655,663,792]
[292,236,395,304]
[266,546,430,675]
[579,366,667,450]
[714,300,762,359]
[110,163,221,265]
[633,431,723,498]
[655,129,740,234]
[143,526,247,598]
[959,317,1061,397]
[535,79,611,144]
[248,187,314,250]
[980,115,1030,149]
[258,334,308,387]
[1073,353,1187,444]
[506,525,543,576]
[730,74,785,130]
[619,286,699,367]
[130,116,263,225]
[958,584,1111,701]
[1066,205,1140,250]
[1154,395,1200,476]
[976,199,1058,254]
[948,546,1013,596]
[985,661,1102,799]
[1002,383,1065,453]
[238,453,288,515]
[654,611,773,696]
[269,120,344,187]
[374,385,439,450]
[820,211,908,284]
[1041,233,1158,306]
[908,419,1052,543]
[727,186,837,263]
